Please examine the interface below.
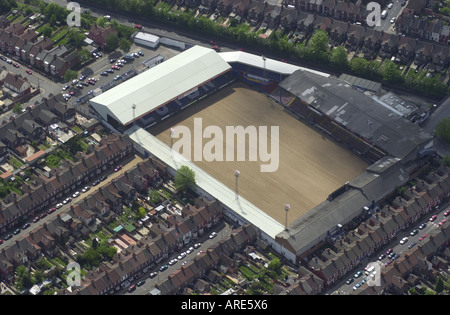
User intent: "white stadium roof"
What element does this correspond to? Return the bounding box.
[90,45,231,126]
[219,51,330,77]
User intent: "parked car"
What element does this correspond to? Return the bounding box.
[410,229,418,236]
[419,234,428,241]
[127,284,136,293]
[194,243,201,249]
[32,216,40,223]
[354,271,363,278]
[444,211,450,217]
[418,223,427,230]
[429,215,437,222]
[209,232,217,239]
[56,203,63,209]
[159,265,168,272]
[22,222,30,230]
[134,24,143,30]
[439,219,447,226]
[13,228,21,235]
[48,207,56,214]
[4,234,12,241]
[26,69,32,75]
[149,272,158,278]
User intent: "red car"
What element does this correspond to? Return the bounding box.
[419,234,428,241]
[112,65,120,70]
[429,215,437,222]
[26,69,32,75]
[134,24,143,30]
[444,211,449,217]
[32,216,40,223]
[127,284,136,293]
[439,219,447,226]
[48,207,56,214]
[13,63,19,68]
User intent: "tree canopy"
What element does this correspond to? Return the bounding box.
[174,166,196,194]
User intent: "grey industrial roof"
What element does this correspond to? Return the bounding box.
[338,73,382,93]
[279,70,432,161]
[276,157,410,257]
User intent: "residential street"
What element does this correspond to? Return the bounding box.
[0,154,143,250]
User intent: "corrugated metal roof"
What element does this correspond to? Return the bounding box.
[219,51,330,77]
[90,46,231,126]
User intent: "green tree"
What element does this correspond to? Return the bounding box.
[12,103,22,114]
[330,45,348,69]
[306,29,330,62]
[435,276,444,294]
[119,38,131,52]
[149,190,161,204]
[64,69,78,83]
[40,25,53,38]
[105,33,119,51]
[443,155,450,167]
[78,47,91,64]
[382,59,402,83]
[174,166,196,194]
[67,29,86,48]
[349,57,370,76]
[435,118,450,144]
[268,258,281,271]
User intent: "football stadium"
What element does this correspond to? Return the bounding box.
[90,45,434,264]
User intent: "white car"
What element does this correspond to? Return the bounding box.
[72,191,80,198]
[209,232,217,239]
[55,203,63,209]
[387,3,393,9]
[400,237,408,244]
[390,17,396,23]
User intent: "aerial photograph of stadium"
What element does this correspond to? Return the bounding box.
[0,0,449,301]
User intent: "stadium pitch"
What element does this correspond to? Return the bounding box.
[148,81,369,225]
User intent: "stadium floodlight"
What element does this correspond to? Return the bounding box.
[284,204,290,231]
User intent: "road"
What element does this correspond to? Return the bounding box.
[123,221,235,295]
[328,200,450,295]
[374,0,408,33]
[0,154,143,248]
